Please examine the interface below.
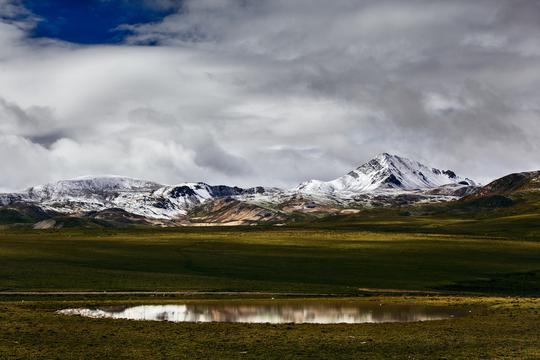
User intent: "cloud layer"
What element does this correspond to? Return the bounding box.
[0,0,539,191]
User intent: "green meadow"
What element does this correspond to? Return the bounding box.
[0,211,539,359]
[1,216,539,294]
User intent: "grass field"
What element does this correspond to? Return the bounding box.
[1,296,538,359]
[1,222,539,294]
[0,213,539,359]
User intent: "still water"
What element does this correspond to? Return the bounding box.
[58,301,469,324]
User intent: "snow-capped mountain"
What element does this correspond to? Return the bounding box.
[0,176,275,220]
[25,176,162,201]
[297,153,475,198]
[0,153,478,225]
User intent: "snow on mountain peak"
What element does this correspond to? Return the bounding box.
[297,153,475,196]
[26,175,163,201]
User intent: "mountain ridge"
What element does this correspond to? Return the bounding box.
[0,153,481,225]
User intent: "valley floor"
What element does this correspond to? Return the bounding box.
[0,296,538,359]
[0,219,539,359]
[0,225,539,294]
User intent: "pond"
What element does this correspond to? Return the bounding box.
[57,301,471,324]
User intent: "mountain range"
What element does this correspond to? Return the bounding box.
[0,153,537,228]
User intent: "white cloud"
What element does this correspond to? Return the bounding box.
[0,0,539,190]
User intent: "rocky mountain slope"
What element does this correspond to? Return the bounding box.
[0,153,481,226]
[464,171,540,200]
[449,170,540,210]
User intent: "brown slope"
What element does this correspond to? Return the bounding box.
[186,198,287,225]
[464,171,540,200]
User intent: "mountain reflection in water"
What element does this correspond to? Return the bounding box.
[58,302,468,324]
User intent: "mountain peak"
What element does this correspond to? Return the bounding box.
[25,175,163,201]
[297,153,475,195]
[367,153,420,168]
[376,152,394,160]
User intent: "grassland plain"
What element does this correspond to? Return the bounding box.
[0,222,539,293]
[0,296,538,359]
[0,213,539,359]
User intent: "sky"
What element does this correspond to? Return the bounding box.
[0,0,539,191]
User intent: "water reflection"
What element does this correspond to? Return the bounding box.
[58,302,468,324]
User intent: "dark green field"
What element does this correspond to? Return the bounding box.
[1,212,539,359]
[1,215,539,294]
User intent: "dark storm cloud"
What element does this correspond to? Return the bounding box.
[0,97,64,144]
[0,0,539,190]
[192,138,252,177]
